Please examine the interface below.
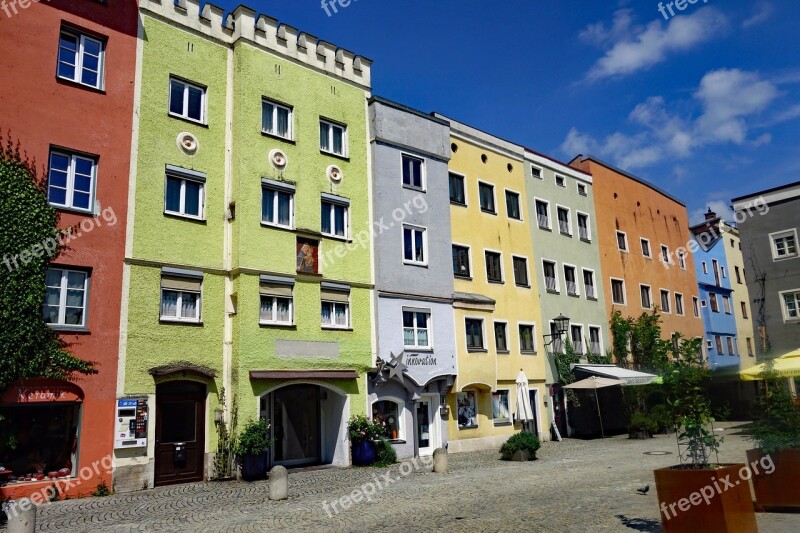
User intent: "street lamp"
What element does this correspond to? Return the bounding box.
[543,314,571,349]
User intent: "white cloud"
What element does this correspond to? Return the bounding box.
[742,1,774,29]
[583,8,728,81]
[690,200,734,226]
[561,69,783,169]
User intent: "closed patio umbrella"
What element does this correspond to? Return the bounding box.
[515,370,534,432]
[563,376,621,438]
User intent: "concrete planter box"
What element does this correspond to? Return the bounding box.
[510,450,531,461]
[746,448,800,512]
[654,464,757,532]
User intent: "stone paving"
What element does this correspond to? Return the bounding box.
[4,422,799,532]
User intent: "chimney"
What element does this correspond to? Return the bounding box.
[705,207,716,221]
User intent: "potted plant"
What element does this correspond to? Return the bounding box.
[654,350,757,532]
[628,412,657,439]
[500,432,540,461]
[235,419,272,481]
[746,368,800,512]
[347,415,386,466]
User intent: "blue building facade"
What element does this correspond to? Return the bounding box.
[691,213,740,372]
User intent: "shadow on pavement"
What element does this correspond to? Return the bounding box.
[615,514,662,532]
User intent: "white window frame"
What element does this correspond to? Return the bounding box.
[610,277,626,306]
[478,181,497,214]
[576,211,591,241]
[577,182,588,196]
[661,244,670,264]
[493,320,509,353]
[588,325,603,355]
[504,188,523,221]
[449,171,468,206]
[47,150,97,213]
[534,197,551,230]
[372,398,406,441]
[259,295,294,326]
[261,184,295,230]
[555,175,566,188]
[569,323,585,354]
[563,263,579,296]
[640,238,651,258]
[769,229,799,260]
[401,153,426,191]
[640,284,653,310]
[616,231,629,252]
[678,250,687,269]
[403,224,428,266]
[660,289,671,314]
[693,296,700,317]
[403,308,432,349]
[160,288,202,323]
[452,242,472,279]
[484,248,504,283]
[556,204,572,236]
[530,164,543,180]
[723,295,732,314]
[675,292,685,316]
[582,268,597,300]
[542,259,560,293]
[321,300,350,329]
[319,118,348,157]
[43,267,89,328]
[779,289,800,322]
[168,77,206,124]
[321,197,350,239]
[517,322,537,354]
[702,262,708,274]
[164,171,205,221]
[465,317,486,351]
[261,98,294,140]
[57,30,105,90]
[511,255,530,288]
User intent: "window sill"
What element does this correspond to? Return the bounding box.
[587,297,598,302]
[521,351,538,356]
[388,439,407,445]
[259,323,297,330]
[159,319,204,327]
[320,150,349,162]
[467,348,488,353]
[48,325,90,334]
[497,350,510,355]
[488,279,504,285]
[480,209,498,216]
[164,212,207,224]
[51,205,96,216]
[321,326,353,331]
[56,76,105,94]
[261,222,295,232]
[321,233,350,243]
[167,112,209,128]
[260,131,296,144]
[546,289,560,295]
[454,274,473,281]
[402,185,426,193]
[458,425,479,431]
[450,201,468,207]
[403,261,429,269]
[560,232,573,238]
[493,421,512,426]
[515,284,531,289]
[405,346,434,352]
[580,238,592,244]
[567,293,580,298]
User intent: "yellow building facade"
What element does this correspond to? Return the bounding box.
[437,116,549,452]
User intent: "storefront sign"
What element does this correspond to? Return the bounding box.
[406,354,437,366]
[1,379,84,404]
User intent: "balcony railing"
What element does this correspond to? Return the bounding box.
[537,214,550,229]
[545,276,558,292]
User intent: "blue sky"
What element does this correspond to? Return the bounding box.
[213,0,800,223]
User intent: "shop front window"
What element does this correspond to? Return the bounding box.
[456,391,478,429]
[372,400,401,440]
[0,403,79,482]
[492,391,511,425]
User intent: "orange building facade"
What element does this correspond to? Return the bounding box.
[0,0,138,500]
[569,156,705,351]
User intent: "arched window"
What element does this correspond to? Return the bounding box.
[372,400,402,440]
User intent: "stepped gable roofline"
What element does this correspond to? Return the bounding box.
[370,96,451,127]
[524,147,593,184]
[140,0,372,89]
[571,154,685,207]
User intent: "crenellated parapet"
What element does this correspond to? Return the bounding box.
[140,0,372,89]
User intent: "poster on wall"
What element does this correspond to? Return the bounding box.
[492,391,510,424]
[456,391,478,429]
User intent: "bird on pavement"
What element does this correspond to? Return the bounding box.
[637,485,650,495]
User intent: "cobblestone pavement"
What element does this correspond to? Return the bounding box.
[5,422,799,532]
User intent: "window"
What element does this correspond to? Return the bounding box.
[58,30,104,89]
[781,290,800,320]
[611,279,625,305]
[485,251,503,283]
[564,266,578,296]
[457,391,478,429]
[730,239,735,248]
[261,180,294,229]
[589,326,602,355]
[519,324,536,353]
[47,150,96,212]
[721,266,727,279]
[165,166,205,220]
[261,99,292,139]
[660,290,671,313]
[43,268,88,327]
[321,195,349,238]
[715,335,724,354]
[259,277,293,325]
[706,339,713,351]
[703,262,708,274]
[640,285,652,309]
[675,293,684,316]
[678,251,687,269]
[452,245,471,278]
[746,338,754,357]
[557,207,571,235]
[403,310,430,348]
[169,78,205,123]
[616,231,628,252]
[726,337,735,355]
[543,261,558,292]
[494,322,509,352]
[741,301,749,319]
[641,238,651,258]
[535,200,550,229]
[531,165,542,179]
[449,173,466,205]
[770,230,798,260]
[512,256,529,287]
[491,391,511,425]
[693,296,700,317]
[577,213,590,241]
[555,175,565,187]
[505,191,521,220]
[479,182,495,213]
[402,154,424,190]
[403,225,427,265]
[570,325,584,354]
[321,284,350,328]
[160,271,202,323]
[735,267,742,284]
[320,119,347,156]
[465,318,484,350]
[583,269,596,299]
[710,293,719,313]
[372,401,401,440]
[723,296,732,314]
[701,299,707,308]
[577,183,587,196]
[661,245,670,263]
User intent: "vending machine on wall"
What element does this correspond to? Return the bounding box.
[114,398,148,449]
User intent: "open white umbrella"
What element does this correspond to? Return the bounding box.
[563,376,621,438]
[515,370,534,432]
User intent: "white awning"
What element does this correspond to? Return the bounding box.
[572,364,657,386]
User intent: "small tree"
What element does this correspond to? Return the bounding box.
[555,339,582,405]
[750,365,800,454]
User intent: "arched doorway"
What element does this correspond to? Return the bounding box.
[259,383,348,467]
[154,381,206,486]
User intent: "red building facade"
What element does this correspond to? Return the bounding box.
[0,0,138,499]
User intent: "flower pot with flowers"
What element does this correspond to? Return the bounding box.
[235,419,272,481]
[347,415,387,466]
